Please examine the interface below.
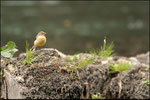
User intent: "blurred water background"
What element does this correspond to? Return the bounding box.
[1,1,149,57]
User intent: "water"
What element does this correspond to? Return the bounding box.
[1,1,149,56]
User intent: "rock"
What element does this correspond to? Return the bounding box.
[7,64,15,72]
[1,49,149,99]
[103,64,149,99]
[41,48,66,58]
[1,69,26,99]
[136,51,149,65]
[129,57,140,66]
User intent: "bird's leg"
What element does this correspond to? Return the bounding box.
[31,46,36,52]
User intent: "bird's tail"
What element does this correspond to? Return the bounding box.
[31,46,36,52]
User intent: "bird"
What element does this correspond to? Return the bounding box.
[31,31,47,51]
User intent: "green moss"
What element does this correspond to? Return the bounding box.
[92,93,104,99]
[0,71,3,76]
[109,62,132,73]
[75,57,96,69]
[147,65,150,70]
[68,54,80,62]
[59,57,96,79]
[142,79,150,86]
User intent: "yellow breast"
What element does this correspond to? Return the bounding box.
[34,35,46,47]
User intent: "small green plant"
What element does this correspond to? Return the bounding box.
[142,79,150,86]
[58,65,79,79]
[92,93,104,99]
[0,71,3,76]
[76,57,96,69]
[67,65,79,79]
[23,41,41,65]
[1,41,18,58]
[90,37,114,59]
[68,54,80,62]
[59,57,96,79]
[147,65,150,70]
[109,62,132,73]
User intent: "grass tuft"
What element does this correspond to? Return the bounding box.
[23,41,42,65]
[90,37,114,59]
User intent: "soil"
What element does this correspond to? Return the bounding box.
[1,48,150,99]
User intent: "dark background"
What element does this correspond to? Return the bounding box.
[1,1,149,56]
